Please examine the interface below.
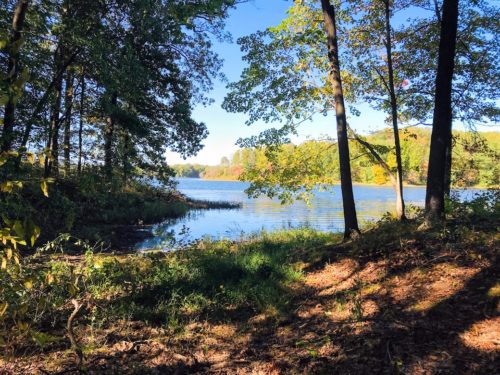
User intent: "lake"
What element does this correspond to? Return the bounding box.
[136,178,482,250]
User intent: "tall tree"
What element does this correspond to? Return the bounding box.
[62,69,75,175]
[398,0,498,192]
[77,72,84,175]
[345,0,407,220]
[224,0,360,237]
[320,0,359,237]
[425,0,460,222]
[1,0,29,152]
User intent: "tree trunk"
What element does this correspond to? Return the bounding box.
[77,74,85,175]
[383,0,406,220]
[320,0,360,238]
[1,0,29,152]
[444,135,452,197]
[44,47,65,177]
[104,93,117,180]
[63,70,75,176]
[122,131,130,188]
[19,49,78,153]
[425,0,459,222]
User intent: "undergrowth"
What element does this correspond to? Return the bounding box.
[0,190,497,365]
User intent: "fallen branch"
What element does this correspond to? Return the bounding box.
[67,299,84,367]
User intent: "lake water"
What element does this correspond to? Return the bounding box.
[136,178,482,250]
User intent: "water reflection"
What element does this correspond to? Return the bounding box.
[136,178,481,250]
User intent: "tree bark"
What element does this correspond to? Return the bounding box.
[444,135,452,197]
[425,0,459,222]
[383,0,406,220]
[44,46,65,177]
[63,70,75,176]
[77,73,85,175]
[320,0,360,238]
[19,49,78,152]
[1,0,29,152]
[122,131,130,188]
[104,93,117,180]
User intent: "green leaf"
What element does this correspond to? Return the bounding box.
[0,95,8,106]
[31,330,62,348]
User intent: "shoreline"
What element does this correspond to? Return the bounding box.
[183,177,497,189]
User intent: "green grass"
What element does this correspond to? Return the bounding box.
[5,227,337,347]
[82,228,338,326]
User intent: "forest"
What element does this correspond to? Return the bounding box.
[175,128,500,187]
[0,0,499,374]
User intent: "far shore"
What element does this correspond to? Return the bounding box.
[179,176,497,190]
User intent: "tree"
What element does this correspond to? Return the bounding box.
[224,0,360,237]
[1,0,29,152]
[1,0,241,185]
[320,0,359,237]
[398,0,498,194]
[425,0,460,222]
[345,0,407,220]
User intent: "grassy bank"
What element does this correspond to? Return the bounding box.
[1,191,498,373]
[0,169,240,250]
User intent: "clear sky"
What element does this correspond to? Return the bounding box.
[165,0,494,166]
[166,0,383,166]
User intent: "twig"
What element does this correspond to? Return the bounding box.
[67,299,84,367]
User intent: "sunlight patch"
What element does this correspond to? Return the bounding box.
[460,318,500,352]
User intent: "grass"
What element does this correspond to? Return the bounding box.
[1,191,498,373]
[84,228,337,324]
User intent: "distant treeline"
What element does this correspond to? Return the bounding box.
[172,128,499,187]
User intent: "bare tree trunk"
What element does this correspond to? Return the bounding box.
[383,0,406,220]
[425,0,459,223]
[444,135,452,197]
[434,0,452,199]
[77,73,85,175]
[1,0,29,152]
[63,70,75,176]
[104,93,117,180]
[122,131,130,188]
[45,47,65,177]
[19,49,78,153]
[320,0,360,238]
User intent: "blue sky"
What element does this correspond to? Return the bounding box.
[165,0,492,166]
[166,0,359,165]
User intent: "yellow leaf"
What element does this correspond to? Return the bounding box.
[1,257,6,270]
[26,152,35,165]
[17,321,29,331]
[0,302,7,317]
[41,180,49,197]
[46,273,54,284]
[6,248,12,260]
[24,280,33,290]
[38,153,45,167]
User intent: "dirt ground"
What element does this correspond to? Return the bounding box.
[3,223,499,374]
